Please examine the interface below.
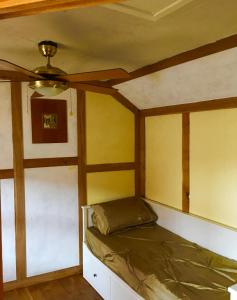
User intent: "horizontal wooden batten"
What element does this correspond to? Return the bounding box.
[109,33,237,86]
[23,157,78,169]
[3,266,82,292]
[86,162,135,173]
[141,97,237,116]
[0,169,14,179]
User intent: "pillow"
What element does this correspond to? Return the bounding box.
[92,197,158,235]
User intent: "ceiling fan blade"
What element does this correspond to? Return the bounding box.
[0,59,44,81]
[57,68,130,82]
[70,82,117,95]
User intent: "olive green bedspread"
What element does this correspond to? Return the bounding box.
[86,223,237,300]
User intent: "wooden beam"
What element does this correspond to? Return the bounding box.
[0,169,14,179]
[182,113,190,213]
[77,90,87,267]
[86,162,135,173]
[135,111,140,197]
[24,157,78,169]
[141,97,237,116]
[3,266,82,292]
[108,33,237,86]
[112,92,139,114]
[0,0,120,19]
[140,114,145,197]
[11,82,26,280]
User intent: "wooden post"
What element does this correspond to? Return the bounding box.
[182,113,190,213]
[11,82,26,279]
[77,90,87,266]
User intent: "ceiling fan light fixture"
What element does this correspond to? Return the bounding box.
[29,79,69,97]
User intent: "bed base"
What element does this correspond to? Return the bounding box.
[82,199,236,300]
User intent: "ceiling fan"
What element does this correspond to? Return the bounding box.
[0,40,130,96]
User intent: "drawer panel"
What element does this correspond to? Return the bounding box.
[83,245,110,300]
[111,276,143,300]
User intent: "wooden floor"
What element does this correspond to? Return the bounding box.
[4,275,103,300]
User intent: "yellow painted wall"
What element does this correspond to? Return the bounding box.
[86,92,135,164]
[87,171,135,205]
[190,109,237,229]
[145,115,182,209]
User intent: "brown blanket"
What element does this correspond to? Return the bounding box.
[86,223,237,300]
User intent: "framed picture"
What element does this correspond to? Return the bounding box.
[31,98,68,143]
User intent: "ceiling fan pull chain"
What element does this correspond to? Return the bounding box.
[69,88,73,116]
[26,86,29,114]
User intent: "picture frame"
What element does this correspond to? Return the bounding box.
[31,98,68,144]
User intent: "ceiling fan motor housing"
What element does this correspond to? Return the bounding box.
[38,40,58,58]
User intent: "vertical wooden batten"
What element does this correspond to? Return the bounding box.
[77,90,87,266]
[135,111,141,197]
[11,82,27,279]
[140,114,146,197]
[182,113,190,213]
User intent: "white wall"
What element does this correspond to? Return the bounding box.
[22,85,80,277]
[0,83,13,169]
[0,83,80,282]
[117,47,237,109]
[1,179,16,282]
[25,167,79,276]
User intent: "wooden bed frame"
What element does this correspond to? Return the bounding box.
[82,199,237,300]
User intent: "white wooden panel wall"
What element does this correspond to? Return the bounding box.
[0,83,13,169]
[25,166,79,276]
[1,179,16,282]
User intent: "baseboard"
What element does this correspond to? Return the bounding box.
[4,265,82,292]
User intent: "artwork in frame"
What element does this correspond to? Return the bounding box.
[31,98,68,143]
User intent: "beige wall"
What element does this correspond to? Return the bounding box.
[86,92,135,204]
[190,108,237,229]
[86,91,134,164]
[145,114,182,210]
[87,170,135,205]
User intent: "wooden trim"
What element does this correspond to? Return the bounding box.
[141,97,237,116]
[3,266,82,292]
[182,113,190,213]
[77,90,87,267]
[0,0,120,20]
[140,114,146,197]
[108,33,237,86]
[86,162,135,173]
[0,169,14,179]
[23,157,78,169]
[11,82,26,280]
[112,92,139,114]
[135,111,141,197]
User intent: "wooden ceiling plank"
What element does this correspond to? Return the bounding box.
[0,0,121,19]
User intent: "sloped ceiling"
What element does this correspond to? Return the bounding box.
[116,47,237,109]
[0,0,237,75]
[0,0,237,108]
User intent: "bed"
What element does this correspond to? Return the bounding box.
[82,198,237,300]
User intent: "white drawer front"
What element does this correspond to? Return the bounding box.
[83,245,110,300]
[111,276,142,300]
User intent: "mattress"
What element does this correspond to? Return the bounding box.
[86,223,237,300]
